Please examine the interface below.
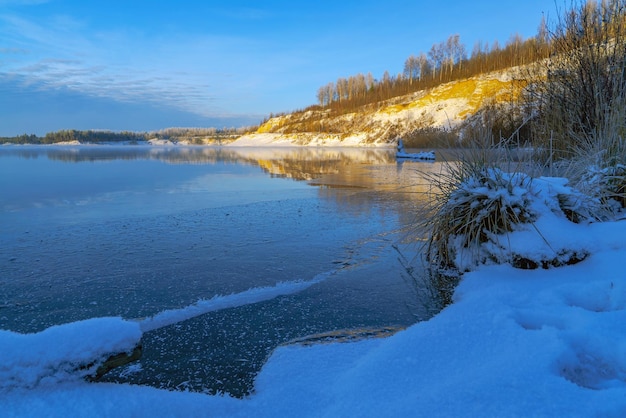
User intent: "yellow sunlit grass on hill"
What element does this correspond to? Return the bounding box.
[380,76,522,120]
[258,118,287,134]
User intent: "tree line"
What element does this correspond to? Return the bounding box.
[0,130,147,144]
[314,19,550,113]
[1,127,253,145]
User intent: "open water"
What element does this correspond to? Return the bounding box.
[0,145,441,396]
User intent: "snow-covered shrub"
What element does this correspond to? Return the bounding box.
[419,149,539,303]
[427,166,536,272]
[420,151,596,304]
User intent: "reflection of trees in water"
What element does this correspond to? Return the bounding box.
[40,147,245,165]
[0,149,42,160]
[1,146,246,164]
[3,146,398,181]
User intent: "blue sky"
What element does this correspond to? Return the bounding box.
[0,0,556,135]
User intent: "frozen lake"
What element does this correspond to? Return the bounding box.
[0,145,440,396]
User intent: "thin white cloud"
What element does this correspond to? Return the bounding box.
[0,12,247,118]
[0,0,49,5]
[0,47,28,54]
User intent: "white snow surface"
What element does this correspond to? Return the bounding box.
[2,176,626,417]
[229,132,381,147]
[0,318,141,391]
[229,133,300,147]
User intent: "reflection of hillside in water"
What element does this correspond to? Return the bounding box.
[311,160,445,233]
[2,146,398,182]
[311,160,440,193]
[2,146,445,231]
[246,148,395,180]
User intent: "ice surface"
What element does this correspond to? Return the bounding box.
[139,273,334,332]
[3,148,625,416]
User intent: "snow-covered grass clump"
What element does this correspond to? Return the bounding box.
[421,150,618,304]
[427,167,536,270]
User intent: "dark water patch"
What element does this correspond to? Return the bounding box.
[101,237,426,397]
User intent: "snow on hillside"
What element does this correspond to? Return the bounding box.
[229,132,374,147]
[230,71,520,147]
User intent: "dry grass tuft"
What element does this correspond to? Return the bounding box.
[417,131,540,303]
[565,121,626,215]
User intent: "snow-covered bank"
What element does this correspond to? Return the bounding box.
[2,180,626,416]
[253,246,626,417]
[228,132,389,147]
[0,318,141,391]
